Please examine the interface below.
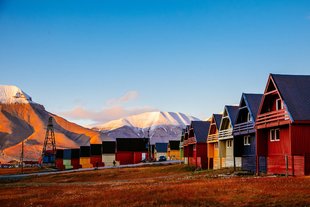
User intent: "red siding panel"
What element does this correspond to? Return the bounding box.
[56,159,64,170]
[116,151,134,165]
[291,125,310,155]
[293,156,305,176]
[90,155,104,167]
[133,152,142,164]
[268,126,290,155]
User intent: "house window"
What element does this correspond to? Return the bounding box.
[276,99,283,110]
[270,129,280,141]
[244,136,250,146]
[226,140,232,148]
[247,112,251,122]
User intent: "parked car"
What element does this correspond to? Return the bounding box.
[158,156,167,162]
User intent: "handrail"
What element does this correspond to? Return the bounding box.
[207,134,218,142]
[256,109,290,126]
[233,121,254,133]
[218,128,233,139]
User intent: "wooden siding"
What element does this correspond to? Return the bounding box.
[234,134,256,157]
[80,157,92,168]
[102,154,117,166]
[168,150,181,160]
[267,155,305,176]
[291,124,310,155]
[267,126,290,155]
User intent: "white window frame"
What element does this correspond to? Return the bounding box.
[244,135,250,146]
[247,112,251,122]
[214,142,218,148]
[274,129,280,141]
[270,128,280,142]
[276,98,283,110]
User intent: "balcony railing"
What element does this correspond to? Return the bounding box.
[207,134,218,142]
[183,137,196,146]
[256,109,290,126]
[233,121,254,135]
[218,128,233,140]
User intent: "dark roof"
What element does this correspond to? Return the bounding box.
[271,74,310,121]
[191,121,211,143]
[155,143,168,152]
[243,93,263,121]
[213,114,222,129]
[225,105,239,127]
[169,140,180,150]
[116,138,149,152]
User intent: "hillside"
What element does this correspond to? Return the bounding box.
[0,85,102,163]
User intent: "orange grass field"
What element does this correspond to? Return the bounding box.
[0,164,309,207]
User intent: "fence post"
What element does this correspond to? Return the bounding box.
[285,155,288,177]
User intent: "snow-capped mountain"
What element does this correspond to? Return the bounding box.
[93,111,200,144]
[95,111,198,131]
[0,85,34,104]
[0,85,102,163]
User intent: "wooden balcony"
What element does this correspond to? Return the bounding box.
[207,134,218,142]
[233,121,255,136]
[183,137,196,146]
[256,109,291,129]
[218,128,233,140]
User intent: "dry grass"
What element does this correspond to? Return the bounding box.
[0,167,51,175]
[0,164,309,207]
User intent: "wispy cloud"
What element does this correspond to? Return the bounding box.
[106,91,139,106]
[58,90,157,126]
[60,105,157,125]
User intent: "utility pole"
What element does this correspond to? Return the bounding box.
[147,128,151,161]
[20,140,24,174]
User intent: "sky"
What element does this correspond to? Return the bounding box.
[0,0,310,126]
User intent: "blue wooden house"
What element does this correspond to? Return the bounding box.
[233,93,265,173]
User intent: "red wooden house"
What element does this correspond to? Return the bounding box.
[183,121,210,169]
[116,138,149,165]
[256,74,310,176]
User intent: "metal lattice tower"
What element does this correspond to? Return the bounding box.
[41,116,56,164]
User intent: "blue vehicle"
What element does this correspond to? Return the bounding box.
[158,156,167,162]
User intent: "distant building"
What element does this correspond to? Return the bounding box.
[155,143,168,161]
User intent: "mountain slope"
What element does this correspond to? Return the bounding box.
[0,86,102,163]
[95,111,198,131]
[94,111,200,144]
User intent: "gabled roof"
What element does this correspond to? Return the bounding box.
[155,143,168,152]
[271,74,310,121]
[213,114,222,129]
[169,140,180,150]
[191,121,211,143]
[242,93,263,121]
[224,105,239,127]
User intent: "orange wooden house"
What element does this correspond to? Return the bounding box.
[207,114,222,169]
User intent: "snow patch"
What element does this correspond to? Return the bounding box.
[95,111,200,131]
[0,85,34,104]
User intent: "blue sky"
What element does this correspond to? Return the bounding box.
[1,0,310,126]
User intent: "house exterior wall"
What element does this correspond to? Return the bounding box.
[102,154,117,166]
[168,150,181,160]
[80,157,92,168]
[155,152,167,160]
[291,124,310,155]
[234,133,259,172]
